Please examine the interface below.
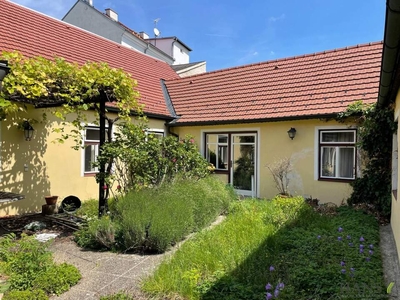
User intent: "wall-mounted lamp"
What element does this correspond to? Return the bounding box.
[23,121,34,141]
[287,127,297,140]
[0,60,10,91]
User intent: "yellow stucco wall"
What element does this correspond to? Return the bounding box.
[392,89,400,263]
[172,119,354,204]
[0,106,166,216]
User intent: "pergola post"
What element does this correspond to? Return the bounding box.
[98,91,106,217]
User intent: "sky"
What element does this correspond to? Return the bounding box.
[10,0,386,72]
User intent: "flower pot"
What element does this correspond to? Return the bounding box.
[45,196,58,205]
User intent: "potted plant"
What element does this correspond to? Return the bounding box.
[44,195,58,205]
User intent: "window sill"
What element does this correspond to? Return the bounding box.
[84,172,98,177]
[318,177,355,183]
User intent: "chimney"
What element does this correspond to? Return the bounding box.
[84,0,93,5]
[139,32,149,39]
[105,8,118,21]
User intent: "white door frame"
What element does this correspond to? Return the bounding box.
[201,128,260,198]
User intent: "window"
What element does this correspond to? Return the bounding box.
[83,126,108,174]
[319,130,356,180]
[206,134,228,170]
[146,129,164,140]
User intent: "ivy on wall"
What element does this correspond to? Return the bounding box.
[337,101,397,217]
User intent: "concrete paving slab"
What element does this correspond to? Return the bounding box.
[380,225,400,299]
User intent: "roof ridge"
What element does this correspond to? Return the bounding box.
[167,41,383,81]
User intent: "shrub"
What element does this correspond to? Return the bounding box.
[95,122,211,195]
[263,196,309,228]
[74,215,117,250]
[0,234,53,291]
[32,263,81,295]
[3,289,48,300]
[0,233,81,296]
[75,176,236,253]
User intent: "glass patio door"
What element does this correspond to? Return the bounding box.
[231,134,257,197]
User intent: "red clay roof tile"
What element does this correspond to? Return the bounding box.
[165,42,382,124]
[0,0,179,117]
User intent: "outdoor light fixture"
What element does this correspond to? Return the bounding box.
[287,127,297,140]
[0,60,10,91]
[23,121,34,141]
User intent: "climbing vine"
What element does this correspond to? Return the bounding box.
[0,51,142,215]
[337,100,397,217]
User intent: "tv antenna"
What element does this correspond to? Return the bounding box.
[153,18,161,46]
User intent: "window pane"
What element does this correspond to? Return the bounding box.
[218,135,228,143]
[217,145,228,169]
[321,131,354,143]
[338,148,354,178]
[84,145,97,172]
[233,135,255,143]
[321,147,336,177]
[321,146,355,179]
[207,134,218,143]
[86,128,100,141]
[207,144,218,167]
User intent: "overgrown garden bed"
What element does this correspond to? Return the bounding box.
[142,197,387,299]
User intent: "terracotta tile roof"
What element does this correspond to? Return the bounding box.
[0,0,179,117]
[165,42,383,124]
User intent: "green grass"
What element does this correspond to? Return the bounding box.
[142,197,387,300]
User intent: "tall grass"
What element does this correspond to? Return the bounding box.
[75,175,236,253]
[142,198,386,300]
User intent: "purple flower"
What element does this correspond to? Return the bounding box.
[265,283,272,290]
[266,292,273,300]
[350,273,355,277]
[274,289,280,298]
[350,268,355,272]
[340,261,345,266]
[366,257,371,262]
[338,227,343,232]
[369,250,374,255]
[349,242,354,247]
[359,244,364,249]
[360,236,365,242]
[317,235,321,239]
[369,244,374,249]
[269,266,275,272]
[341,269,346,274]
[359,248,364,254]
[338,236,342,241]
[347,235,352,240]
[278,282,285,290]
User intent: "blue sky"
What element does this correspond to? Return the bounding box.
[10,0,385,71]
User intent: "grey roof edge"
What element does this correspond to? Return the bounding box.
[61,0,80,20]
[171,61,206,72]
[160,79,178,119]
[147,36,192,51]
[378,0,400,106]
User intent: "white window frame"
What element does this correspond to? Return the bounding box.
[318,129,356,180]
[205,134,229,170]
[314,125,358,181]
[146,128,165,140]
[81,124,110,176]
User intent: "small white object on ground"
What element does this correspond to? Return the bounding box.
[35,233,59,242]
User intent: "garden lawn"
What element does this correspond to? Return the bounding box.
[142,197,387,300]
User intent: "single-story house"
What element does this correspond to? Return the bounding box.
[0,0,382,216]
[377,0,400,262]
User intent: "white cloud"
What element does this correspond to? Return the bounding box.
[269,13,285,22]
[253,51,259,56]
[10,0,76,19]
[270,50,275,55]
